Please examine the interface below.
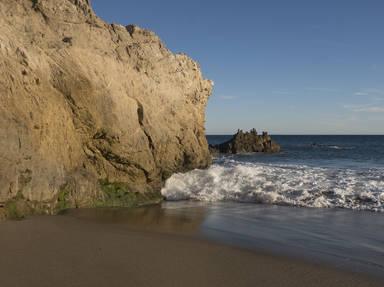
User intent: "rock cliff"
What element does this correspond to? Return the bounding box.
[0,0,213,217]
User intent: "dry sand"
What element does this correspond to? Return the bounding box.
[0,212,382,287]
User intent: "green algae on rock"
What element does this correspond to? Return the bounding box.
[95,180,163,208]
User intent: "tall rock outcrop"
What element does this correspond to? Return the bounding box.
[210,129,280,154]
[0,0,213,216]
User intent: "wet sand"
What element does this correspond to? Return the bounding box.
[0,208,383,287]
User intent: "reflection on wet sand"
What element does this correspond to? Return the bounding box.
[62,202,207,235]
[61,201,384,279]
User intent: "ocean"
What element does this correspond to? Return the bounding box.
[162,135,384,212]
[160,135,384,277]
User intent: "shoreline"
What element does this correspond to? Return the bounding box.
[0,207,383,287]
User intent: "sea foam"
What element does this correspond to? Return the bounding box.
[161,159,384,212]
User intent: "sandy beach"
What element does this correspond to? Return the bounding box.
[0,209,382,287]
[1,1,383,287]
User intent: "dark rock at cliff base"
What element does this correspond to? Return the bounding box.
[209,129,280,154]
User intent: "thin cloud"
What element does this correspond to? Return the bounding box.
[367,88,384,94]
[353,106,384,113]
[354,92,369,96]
[344,104,384,113]
[354,88,384,97]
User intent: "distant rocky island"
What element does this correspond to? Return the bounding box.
[0,0,213,219]
[209,129,280,154]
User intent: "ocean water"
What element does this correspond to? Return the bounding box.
[159,137,384,277]
[162,201,384,278]
[162,135,384,212]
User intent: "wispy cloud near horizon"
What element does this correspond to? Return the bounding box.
[354,88,384,97]
[344,104,384,113]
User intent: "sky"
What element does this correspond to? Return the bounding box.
[92,0,384,135]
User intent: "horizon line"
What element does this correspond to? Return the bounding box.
[206,133,384,136]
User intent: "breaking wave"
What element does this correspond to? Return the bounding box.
[161,159,384,212]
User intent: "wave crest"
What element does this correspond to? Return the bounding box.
[161,160,384,212]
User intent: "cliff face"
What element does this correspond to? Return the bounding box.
[0,0,213,215]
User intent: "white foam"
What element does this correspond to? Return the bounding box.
[161,160,384,212]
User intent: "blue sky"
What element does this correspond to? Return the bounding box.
[92,0,384,134]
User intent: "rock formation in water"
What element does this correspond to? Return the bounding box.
[209,129,280,154]
[0,0,213,218]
